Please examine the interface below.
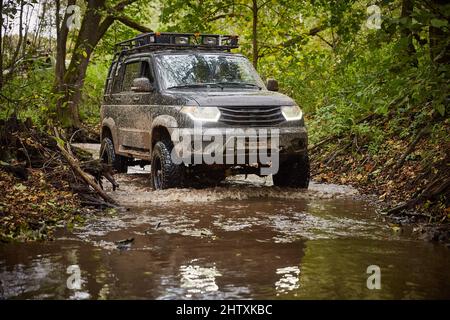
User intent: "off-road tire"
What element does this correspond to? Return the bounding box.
[273,153,310,188]
[151,140,184,189]
[100,137,128,173]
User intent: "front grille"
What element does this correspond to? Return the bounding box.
[218,106,285,127]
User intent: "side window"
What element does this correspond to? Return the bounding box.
[122,62,141,92]
[105,62,116,94]
[141,61,154,84]
[111,63,124,94]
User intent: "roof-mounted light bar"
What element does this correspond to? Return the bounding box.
[114,32,239,54]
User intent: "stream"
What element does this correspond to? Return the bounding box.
[1,144,450,299]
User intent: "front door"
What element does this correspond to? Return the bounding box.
[110,58,155,160]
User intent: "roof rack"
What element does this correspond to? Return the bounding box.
[114,32,239,55]
[108,33,239,82]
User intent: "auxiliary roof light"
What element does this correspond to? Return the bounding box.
[202,36,217,45]
[175,36,189,45]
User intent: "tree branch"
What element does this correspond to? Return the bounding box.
[258,25,328,58]
[280,26,326,48]
[100,0,152,38]
[54,128,118,205]
[207,13,243,22]
[257,0,272,10]
[114,15,152,33]
[113,0,141,11]
[315,33,334,48]
[97,16,115,43]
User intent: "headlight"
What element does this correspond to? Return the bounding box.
[181,106,221,122]
[281,105,303,121]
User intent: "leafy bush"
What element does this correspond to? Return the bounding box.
[79,59,109,126]
[0,65,56,127]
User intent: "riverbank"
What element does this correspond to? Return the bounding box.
[0,118,115,242]
[0,170,84,242]
[309,115,450,243]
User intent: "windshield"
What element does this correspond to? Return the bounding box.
[155,53,266,90]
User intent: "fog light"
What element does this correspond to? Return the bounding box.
[202,36,217,45]
[175,36,189,44]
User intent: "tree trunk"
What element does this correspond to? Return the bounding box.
[4,0,25,84]
[32,0,47,49]
[252,0,258,69]
[400,0,418,66]
[54,0,77,127]
[55,0,109,128]
[429,0,450,65]
[53,0,151,128]
[11,0,25,65]
[21,4,33,58]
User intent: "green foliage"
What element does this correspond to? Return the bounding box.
[176,0,449,155]
[253,0,449,152]
[1,0,448,148]
[0,64,57,127]
[79,59,109,126]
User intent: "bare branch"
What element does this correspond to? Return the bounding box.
[315,33,334,48]
[99,0,152,39]
[114,15,152,33]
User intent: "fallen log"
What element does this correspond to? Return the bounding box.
[81,159,119,191]
[393,126,430,171]
[0,160,28,179]
[387,175,450,215]
[53,128,118,205]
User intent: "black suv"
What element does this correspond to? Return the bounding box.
[100,33,309,189]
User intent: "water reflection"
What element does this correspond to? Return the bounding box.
[1,197,450,299]
[0,247,91,300]
[275,266,301,295]
[179,261,221,297]
[294,239,450,299]
[0,258,54,298]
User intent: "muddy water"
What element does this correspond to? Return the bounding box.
[1,145,450,299]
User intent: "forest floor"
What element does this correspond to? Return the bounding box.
[0,117,115,242]
[0,170,85,241]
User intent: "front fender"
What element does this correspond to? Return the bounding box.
[150,115,180,154]
[151,115,179,134]
[101,117,119,151]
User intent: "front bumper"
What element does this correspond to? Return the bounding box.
[170,126,308,165]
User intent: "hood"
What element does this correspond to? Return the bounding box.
[165,89,296,107]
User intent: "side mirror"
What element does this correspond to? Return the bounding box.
[266,78,279,92]
[131,77,153,92]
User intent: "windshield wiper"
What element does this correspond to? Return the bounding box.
[217,82,262,90]
[167,83,223,89]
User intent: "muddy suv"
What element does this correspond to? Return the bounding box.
[100,32,309,189]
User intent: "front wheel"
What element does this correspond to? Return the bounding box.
[151,140,184,189]
[273,153,310,188]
